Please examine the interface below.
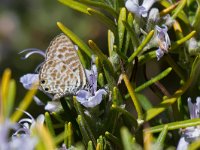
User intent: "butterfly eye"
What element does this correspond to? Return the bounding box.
[44,87,49,91]
[41,80,46,84]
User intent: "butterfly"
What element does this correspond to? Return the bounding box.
[39,34,88,100]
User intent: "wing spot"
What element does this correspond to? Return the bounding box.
[48,61,53,65]
[59,48,65,52]
[58,54,63,58]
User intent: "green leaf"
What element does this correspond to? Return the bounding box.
[105,131,122,148]
[11,87,37,122]
[87,8,117,34]
[77,115,91,146]
[188,139,200,150]
[155,125,168,148]
[192,0,200,32]
[73,97,96,146]
[123,20,139,50]
[160,0,189,24]
[170,31,196,51]
[135,93,153,111]
[111,105,138,128]
[172,0,187,20]
[120,127,134,150]
[134,67,172,93]
[6,79,16,118]
[145,118,200,133]
[57,22,92,58]
[87,141,94,150]
[67,122,73,148]
[58,0,90,14]
[79,0,118,17]
[123,13,138,54]
[123,73,143,121]
[118,7,126,52]
[138,51,156,65]
[45,112,56,137]
[97,136,104,150]
[98,73,105,87]
[128,30,154,63]
[108,30,115,57]
[112,87,122,105]
[52,112,65,123]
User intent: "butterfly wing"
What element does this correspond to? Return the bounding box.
[39,34,87,100]
[46,34,78,63]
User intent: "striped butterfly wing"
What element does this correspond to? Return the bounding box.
[39,34,87,100]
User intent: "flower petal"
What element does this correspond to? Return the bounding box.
[125,0,140,15]
[20,74,39,90]
[156,48,164,61]
[188,97,196,119]
[33,96,45,106]
[142,0,157,12]
[155,25,171,53]
[76,90,90,102]
[177,136,189,150]
[36,114,45,125]
[45,101,63,113]
[79,89,107,108]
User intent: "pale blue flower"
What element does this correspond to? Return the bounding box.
[11,112,44,150]
[0,113,42,150]
[177,97,200,150]
[76,63,107,108]
[0,120,17,150]
[76,89,107,108]
[9,135,37,150]
[156,48,164,61]
[125,0,157,18]
[20,74,45,106]
[20,73,39,89]
[155,25,171,60]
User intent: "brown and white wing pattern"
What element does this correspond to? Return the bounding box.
[39,34,87,100]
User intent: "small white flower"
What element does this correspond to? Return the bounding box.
[177,97,200,150]
[45,101,63,112]
[125,0,157,18]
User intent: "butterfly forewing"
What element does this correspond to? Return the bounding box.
[39,34,87,100]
